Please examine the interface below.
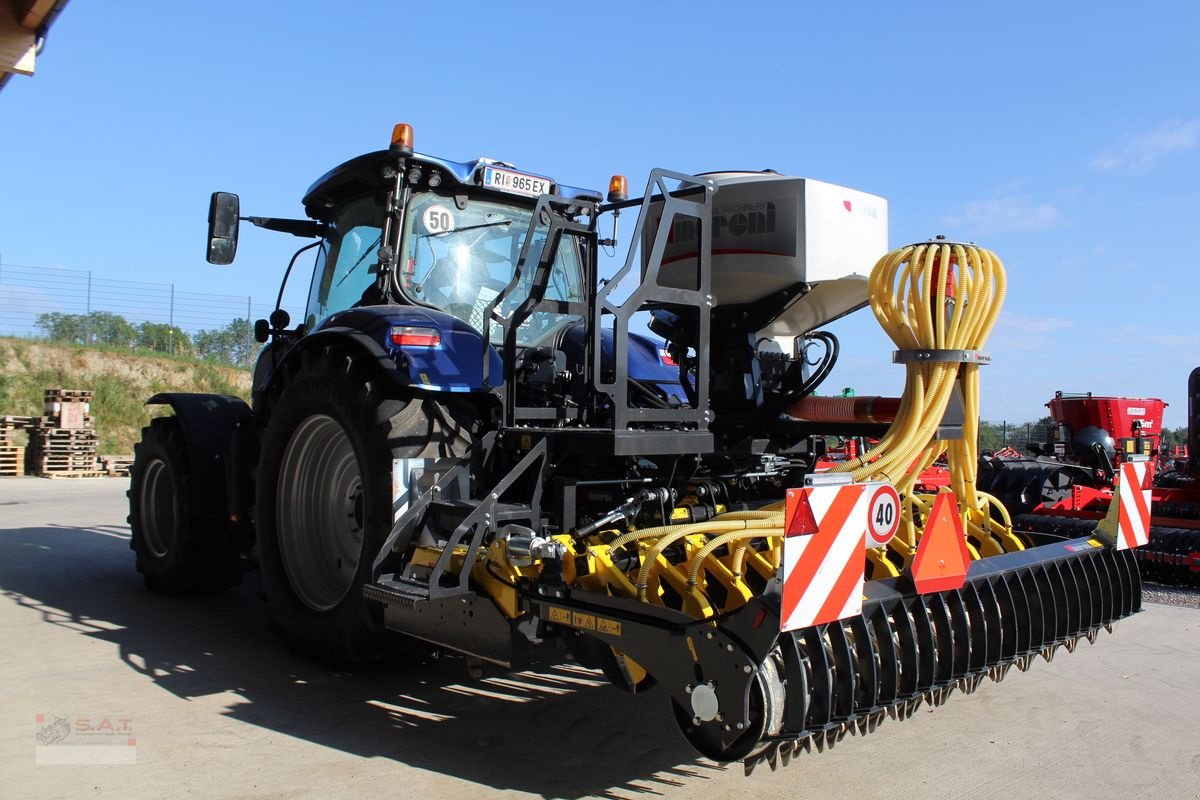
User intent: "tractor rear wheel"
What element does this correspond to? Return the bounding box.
[255,346,473,664]
[128,416,230,592]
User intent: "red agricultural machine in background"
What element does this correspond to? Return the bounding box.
[976,388,1200,587]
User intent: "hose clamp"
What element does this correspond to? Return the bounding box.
[892,349,991,364]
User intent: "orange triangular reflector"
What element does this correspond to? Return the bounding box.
[785,487,818,537]
[911,492,971,593]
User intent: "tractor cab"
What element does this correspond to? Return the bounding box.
[208,124,684,420]
[299,148,601,349]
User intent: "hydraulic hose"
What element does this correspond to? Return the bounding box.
[831,241,1015,551]
[631,514,785,598]
[605,510,781,554]
[686,529,785,587]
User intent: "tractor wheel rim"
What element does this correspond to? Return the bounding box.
[277,414,365,612]
[139,458,174,559]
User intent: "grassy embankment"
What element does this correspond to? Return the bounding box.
[0,338,251,454]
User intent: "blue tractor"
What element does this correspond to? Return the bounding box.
[127,124,1142,767]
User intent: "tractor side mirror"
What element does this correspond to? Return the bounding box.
[207,191,240,265]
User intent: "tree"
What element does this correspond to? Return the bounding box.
[35,312,87,344]
[86,312,137,347]
[36,311,137,347]
[978,420,1006,453]
[1160,426,1189,450]
[137,321,191,355]
[193,318,259,368]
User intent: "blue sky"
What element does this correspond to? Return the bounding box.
[1,1,1197,426]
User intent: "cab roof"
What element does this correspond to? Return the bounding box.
[302,150,602,220]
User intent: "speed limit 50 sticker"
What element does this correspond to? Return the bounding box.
[867,483,900,548]
[421,205,456,234]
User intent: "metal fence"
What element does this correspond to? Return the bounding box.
[0,261,286,362]
[980,420,1054,453]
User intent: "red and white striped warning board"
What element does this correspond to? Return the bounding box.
[1111,460,1151,550]
[780,482,870,632]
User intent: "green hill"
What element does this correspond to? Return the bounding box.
[0,338,251,454]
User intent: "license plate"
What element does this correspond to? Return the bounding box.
[481,166,551,198]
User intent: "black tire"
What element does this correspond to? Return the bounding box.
[127,416,231,593]
[255,346,474,664]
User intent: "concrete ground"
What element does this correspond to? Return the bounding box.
[1,477,1197,800]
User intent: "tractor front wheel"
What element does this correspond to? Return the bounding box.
[255,347,473,664]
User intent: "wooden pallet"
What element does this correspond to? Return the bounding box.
[0,447,24,478]
[43,389,94,429]
[44,389,94,402]
[29,431,98,455]
[32,439,99,451]
[34,432,98,442]
[28,415,95,430]
[99,455,134,477]
[41,470,106,479]
[31,444,98,456]
[34,455,99,470]
[31,454,99,465]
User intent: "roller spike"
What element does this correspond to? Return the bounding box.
[1086,628,1099,645]
[871,710,885,731]
[814,735,825,754]
[887,705,898,721]
[800,736,813,754]
[744,759,757,779]
[974,674,986,692]
[1017,654,1033,672]
[780,743,792,768]
[1066,636,1078,653]
[857,717,869,736]
[1104,623,1113,634]
[925,691,937,707]
[1041,646,1056,663]
[766,743,779,772]
[826,729,839,749]
[836,724,849,742]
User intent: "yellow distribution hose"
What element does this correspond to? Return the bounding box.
[833,240,1019,556]
[629,514,785,599]
[686,529,784,587]
[591,241,1020,615]
[606,511,780,554]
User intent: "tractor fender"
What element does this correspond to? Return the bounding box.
[145,393,251,521]
[258,328,408,401]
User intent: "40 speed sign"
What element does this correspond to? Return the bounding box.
[866,483,900,547]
